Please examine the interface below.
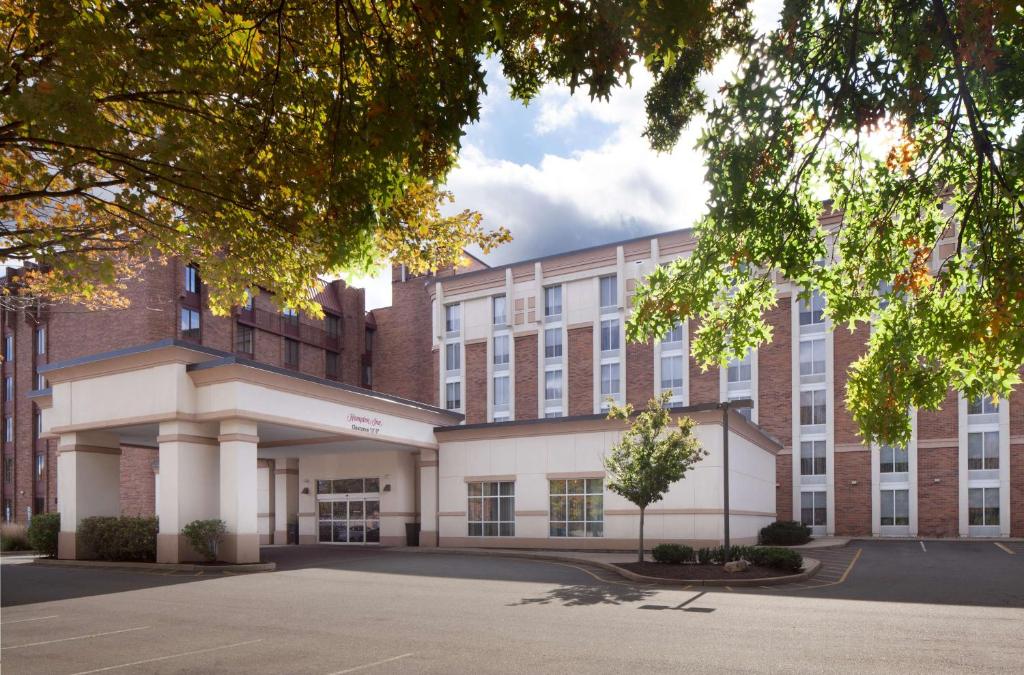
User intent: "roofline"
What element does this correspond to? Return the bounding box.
[38,338,463,422]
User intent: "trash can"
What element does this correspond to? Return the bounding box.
[287,522,299,545]
[405,522,421,547]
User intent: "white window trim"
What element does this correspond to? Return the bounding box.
[958,393,1010,537]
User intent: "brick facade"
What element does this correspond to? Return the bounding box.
[626,339,654,409]
[776,454,793,522]
[832,324,870,446]
[370,269,434,405]
[758,301,792,447]
[834,450,872,535]
[120,446,158,516]
[514,333,538,420]
[567,326,593,416]
[917,446,960,537]
[464,341,487,424]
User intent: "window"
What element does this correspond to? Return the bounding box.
[282,307,299,327]
[544,285,562,317]
[544,328,562,359]
[467,481,515,537]
[799,290,826,325]
[967,431,999,470]
[4,416,11,443]
[242,289,254,310]
[492,295,507,325]
[4,377,12,401]
[967,396,998,415]
[184,265,199,294]
[284,338,299,368]
[35,372,46,390]
[800,491,827,527]
[34,452,44,480]
[235,323,254,355]
[660,355,684,394]
[799,338,826,376]
[549,478,603,537]
[544,411,562,419]
[545,369,562,401]
[727,350,752,383]
[493,375,510,408]
[800,440,826,475]
[600,319,620,352]
[493,335,510,367]
[3,334,12,361]
[35,327,45,355]
[180,307,200,339]
[663,322,684,344]
[362,363,373,387]
[3,456,12,482]
[445,342,461,371]
[33,496,44,516]
[599,275,617,308]
[880,489,910,526]
[876,445,909,473]
[364,327,374,352]
[34,409,41,438]
[800,388,826,426]
[326,351,339,380]
[968,487,999,526]
[445,381,461,410]
[600,363,620,402]
[444,304,460,333]
[325,313,341,340]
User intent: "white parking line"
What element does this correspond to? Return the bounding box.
[2,626,149,651]
[327,652,415,674]
[68,638,263,674]
[995,542,1015,555]
[920,541,927,553]
[1,615,59,625]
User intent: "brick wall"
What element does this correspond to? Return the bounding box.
[567,326,593,416]
[120,446,158,516]
[514,333,538,420]
[626,339,654,409]
[918,446,959,537]
[371,271,434,404]
[1011,379,1023,537]
[917,389,959,441]
[464,341,487,424]
[776,454,793,522]
[758,301,792,447]
[833,324,870,446]
[834,450,872,535]
[687,321,720,406]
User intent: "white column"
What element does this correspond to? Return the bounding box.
[419,449,438,547]
[274,458,299,544]
[219,419,259,563]
[57,431,121,560]
[156,420,219,563]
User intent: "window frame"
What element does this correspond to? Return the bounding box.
[180,307,201,340]
[444,303,461,333]
[800,439,827,476]
[968,486,1000,526]
[599,274,617,309]
[467,481,515,537]
[544,285,562,318]
[549,478,604,538]
[283,337,300,369]
[798,290,826,326]
[492,295,507,326]
[235,322,254,355]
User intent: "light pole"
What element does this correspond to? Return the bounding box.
[720,398,753,562]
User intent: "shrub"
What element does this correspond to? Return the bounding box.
[695,545,803,572]
[182,519,226,562]
[758,520,812,546]
[1,523,32,551]
[27,512,61,557]
[652,543,694,564]
[78,516,158,562]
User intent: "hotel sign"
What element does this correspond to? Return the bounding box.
[348,413,384,435]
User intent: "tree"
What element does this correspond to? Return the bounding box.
[604,391,707,562]
[630,0,1024,446]
[1,1,746,314]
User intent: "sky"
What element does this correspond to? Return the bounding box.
[356,1,785,310]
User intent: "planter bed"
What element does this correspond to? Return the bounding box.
[614,561,790,581]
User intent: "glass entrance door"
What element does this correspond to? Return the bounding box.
[316,477,381,544]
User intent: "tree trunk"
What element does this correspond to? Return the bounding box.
[638,507,645,563]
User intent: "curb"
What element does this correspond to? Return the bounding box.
[1,550,40,558]
[397,546,821,587]
[33,558,276,573]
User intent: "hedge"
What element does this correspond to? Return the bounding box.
[652,543,694,564]
[695,545,803,573]
[2,523,32,552]
[78,516,158,562]
[758,520,812,546]
[182,519,226,561]
[27,512,61,557]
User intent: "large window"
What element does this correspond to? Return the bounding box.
[184,264,199,294]
[799,338,826,376]
[800,440,826,476]
[663,322,684,344]
[968,487,999,526]
[544,285,562,317]
[284,338,299,368]
[600,319,620,352]
[727,350,752,383]
[800,388,826,426]
[967,396,999,415]
[325,313,341,340]
[967,431,999,470]
[35,327,46,355]
[493,375,510,408]
[600,363,620,403]
[660,355,683,394]
[880,489,910,526]
[468,481,515,537]
[180,307,200,339]
[599,275,617,309]
[445,381,461,410]
[492,295,507,325]
[493,335,510,367]
[544,369,562,401]
[880,445,909,473]
[445,303,460,333]
[544,328,562,359]
[799,291,826,325]
[549,478,603,537]
[235,323,254,355]
[445,342,461,372]
[800,491,827,527]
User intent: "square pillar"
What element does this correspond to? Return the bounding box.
[418,450,438,547]
[274,459,299,544]
[219,419,260,563]
[156,421,220,563]
[57,431,121,560]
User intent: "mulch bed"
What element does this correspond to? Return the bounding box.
[614,561,790,580]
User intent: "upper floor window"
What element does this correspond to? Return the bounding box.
[799,290,826,326]
[492,295,507,325]
[544,286,562,318]
[282,307,299,326]
[879,445,909,473]
[284,337,299,368]
[445,381,461,410]
[544,369,562,401]
[3,456,12,483]
[663,322,684,344]
[493,335,510,366]
[34,452,44,480]
[660,355,683,393]
[180,308,201,340]
[326,351,339,380]
[967,396,998,415]
[967,431,999,470]
[493,375,510,408]
[600,363,621,403]
[445,303,460,333]
[544,328,562,359]
[727,350,752,383]
[35,372,46,390]
[34,408,41,438]
[235,323,254,355]
[35,327,45,355]
[799,338,826,376]
[4,334,13,361]
[445,342,461,371]
[364,327,374,352]
[599,275,617,309]
[799,388,826,426]
[800,440,826,476]
[184,265,200,294]
[600,319,620,352]
[325,313,341,340]
[4,416,12,443]
[362,363,373,388]
[4,377,12,401]
[242,289,254,310]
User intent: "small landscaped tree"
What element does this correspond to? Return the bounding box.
[604,391,706,562]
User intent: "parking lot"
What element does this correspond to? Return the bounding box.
[1,540,1022,674]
